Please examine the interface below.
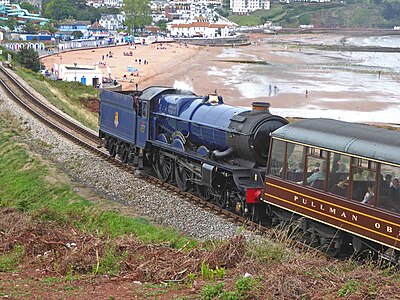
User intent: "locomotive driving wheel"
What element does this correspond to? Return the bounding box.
[153,153,174,182]
[175,161,191,191]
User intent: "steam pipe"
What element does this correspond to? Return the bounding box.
[211,147,234,161]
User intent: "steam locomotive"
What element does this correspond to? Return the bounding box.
[99,87,400,261]
[99,86,287,216]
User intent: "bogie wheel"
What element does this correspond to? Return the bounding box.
[121,145,130,163]
[197,185,214,202]
[211,193,225,208]
[107,139,117,158]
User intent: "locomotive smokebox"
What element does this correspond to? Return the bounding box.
[252,102,270,111]
[227,108,288,167]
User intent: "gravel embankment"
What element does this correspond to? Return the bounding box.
[0,71,254,241]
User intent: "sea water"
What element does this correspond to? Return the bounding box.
[207,37,400,124]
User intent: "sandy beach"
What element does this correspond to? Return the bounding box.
[41,33,400,124]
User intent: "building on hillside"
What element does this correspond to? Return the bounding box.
[0,0,10,4]
[230,0,270,14]
[57,20,90,40]
[99,14,125,31]
[86,0,123,8]
[88,21,109,39]
[279,0,329,2]
[58,63,104,88]
[169,21,230,38]
[0,3,49,25]
[166,0,222,21]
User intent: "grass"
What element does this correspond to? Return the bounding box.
[0,113,196,250]
[0,245,24,272]
[13,67,99,130]
[227,2,389,28]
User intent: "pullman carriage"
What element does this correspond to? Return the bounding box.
[263,118,400,259]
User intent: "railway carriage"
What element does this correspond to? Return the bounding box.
[263,118,400,259]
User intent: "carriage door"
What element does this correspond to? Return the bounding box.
[136,100,149,148]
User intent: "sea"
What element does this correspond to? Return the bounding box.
[206,35,400,124]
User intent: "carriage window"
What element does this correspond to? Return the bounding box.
[305,156,326,190]
[287,143,305,183]
[377,164,400,213]
[303,147,326,190]
[268,139,285,178]
[328,153,350,198]
[351,158,376,203]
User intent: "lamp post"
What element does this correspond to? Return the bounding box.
[74,62,77,82]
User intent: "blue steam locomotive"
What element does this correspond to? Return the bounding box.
[99,86,287,215]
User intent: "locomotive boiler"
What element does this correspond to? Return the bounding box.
[154,93,287,167]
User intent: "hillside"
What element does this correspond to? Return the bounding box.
[227,1,400,29]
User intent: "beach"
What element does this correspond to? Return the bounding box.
[41,33,400,124]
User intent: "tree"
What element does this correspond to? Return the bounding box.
[298,14,311,25]
[124,0,152,34]
[40,21,58,34]
[383,3,399,20]
[72,30,83,39]
[155,20,168,32]
[23,20,39,34]
[5,17,18,32]
[20,2,40,13]
[16,47,40,72]
[43,0,77,20]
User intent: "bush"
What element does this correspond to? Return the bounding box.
[15,48,40,72]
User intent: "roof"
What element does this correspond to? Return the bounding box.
[171,22,229,29]
[272,118,400,165]
[89,21,106,30]
[60,20,90,26]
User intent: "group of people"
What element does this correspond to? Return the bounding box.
[101,51,114,60]
[123,51,133,56]
[134,58,149,65]
[297,160,399,212]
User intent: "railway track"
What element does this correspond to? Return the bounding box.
[0,63,268,236]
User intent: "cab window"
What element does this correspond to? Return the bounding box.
[138,101,148,118]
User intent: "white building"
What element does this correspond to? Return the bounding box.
[86,0,123,8]
[230,0,270,14]
[57,64,104,88]
[169,21,230,38]
[99,14,125,31]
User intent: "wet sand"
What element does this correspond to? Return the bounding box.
[41,33,400,124]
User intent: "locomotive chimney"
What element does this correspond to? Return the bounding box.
[252,102,270,112]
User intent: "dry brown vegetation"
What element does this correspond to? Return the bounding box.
[1,207,400,299]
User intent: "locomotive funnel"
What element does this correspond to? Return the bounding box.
[252,102,270,111]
